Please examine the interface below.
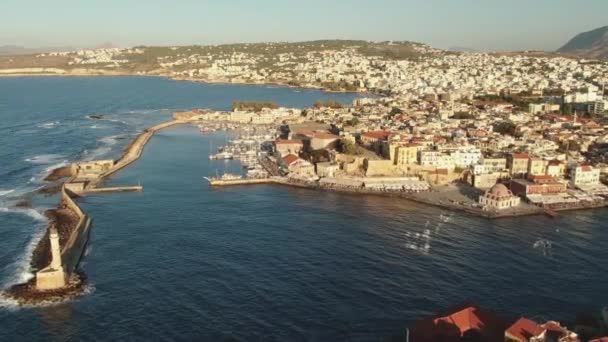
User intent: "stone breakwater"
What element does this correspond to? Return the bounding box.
[2,119,187,305]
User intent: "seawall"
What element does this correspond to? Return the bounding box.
[102,120,186,178]
[4,118,188,303]
[58,186,92,277]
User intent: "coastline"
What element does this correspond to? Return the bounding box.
[2,118,187,305]
[0,69,370,95]
[4,109,606,303]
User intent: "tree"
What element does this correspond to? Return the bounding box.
[452,112,474,120]
[492,121,517,136]
[346,117,360,126]
[313,100,344,109]
[336,139,361,155]
[389,107,403,118]
[562,103,573,115]
[232,101,278,112]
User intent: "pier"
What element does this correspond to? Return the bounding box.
[208,178,274,186]
[4,118,190,303]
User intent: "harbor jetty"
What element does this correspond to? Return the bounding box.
[3,118,189,305]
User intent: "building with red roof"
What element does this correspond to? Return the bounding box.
[282,154,300,166]
[505,317,545,342]
[281,154,315,178]
[410,304,507,342]
[505,318,580,342]
[310,132,339,150]
[275,139,304,157]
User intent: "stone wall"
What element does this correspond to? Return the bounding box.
[35,185,91,290]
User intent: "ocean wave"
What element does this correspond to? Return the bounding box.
[0,207,46,221]
[0,189,15,197]
[104,118,129,125]
[37,121,59,129]
[84,134,125,160]
[44,160,69,173]
[25,154,65,165]
[124,108,169,115]
[0,209,47,297]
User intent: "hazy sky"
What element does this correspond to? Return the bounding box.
[1,0,606,51]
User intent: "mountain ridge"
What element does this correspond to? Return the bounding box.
[557,26,608,59]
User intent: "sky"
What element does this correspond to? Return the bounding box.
[1,0,607,51]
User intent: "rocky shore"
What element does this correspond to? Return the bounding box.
[2,272,88,306]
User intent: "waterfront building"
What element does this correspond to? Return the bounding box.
[570,165,600,189]
[528,158,548,177]
[275,139,304,157]
[230,111,254,123]
[315,162,340,178]
[472,172,509,189]
[546,160,566,178]
[480,156,507,173]
[505,318,580,342]
[451,149,482,168]
[508,153,530,177]
[419,150,455,170]
[510,176,567,197]
[393,143,422,167]
[410,305,506,342]
[479,183,521,210]
[282,154,315,178]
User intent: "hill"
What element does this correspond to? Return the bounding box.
[0,45,74,56]
[557,26,608,59]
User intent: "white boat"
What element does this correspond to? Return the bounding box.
[203,173,243,183]
[209,151,234,160]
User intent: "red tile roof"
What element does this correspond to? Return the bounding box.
[295,130,316,138]
[506,317,544,341]
[312,132,339,140]
[362,130,392,141]
[529,175,557,184]
[282,154,300,165]
[511,153,529,159]
[411,305,506,342]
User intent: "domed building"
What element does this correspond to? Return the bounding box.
[479,183,520,210]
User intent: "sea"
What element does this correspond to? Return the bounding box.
[0,76,606,341]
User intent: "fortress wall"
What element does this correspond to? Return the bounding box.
[59,187,92,276]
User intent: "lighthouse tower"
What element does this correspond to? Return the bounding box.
[35,226,67,290]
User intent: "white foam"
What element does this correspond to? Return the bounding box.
[85,135,122,160]
[0,295,21,311]
[0,207,46,221]
[0,189,15,197]
[0,215,47,290]
[37,121,59,129]
[44,160,69,173]
[25,154,65,165]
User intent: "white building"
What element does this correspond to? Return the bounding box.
[570,165,600,189]
[451,149,482,168]
[479,184,521,210]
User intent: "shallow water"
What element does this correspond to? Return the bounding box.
[0,77,607,341]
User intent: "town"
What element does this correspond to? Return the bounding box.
[177,70,608,218]
[3,39,608,340]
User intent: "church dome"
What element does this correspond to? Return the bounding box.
[486,183,513,199]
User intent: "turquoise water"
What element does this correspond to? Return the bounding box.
[0,77,607,341]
